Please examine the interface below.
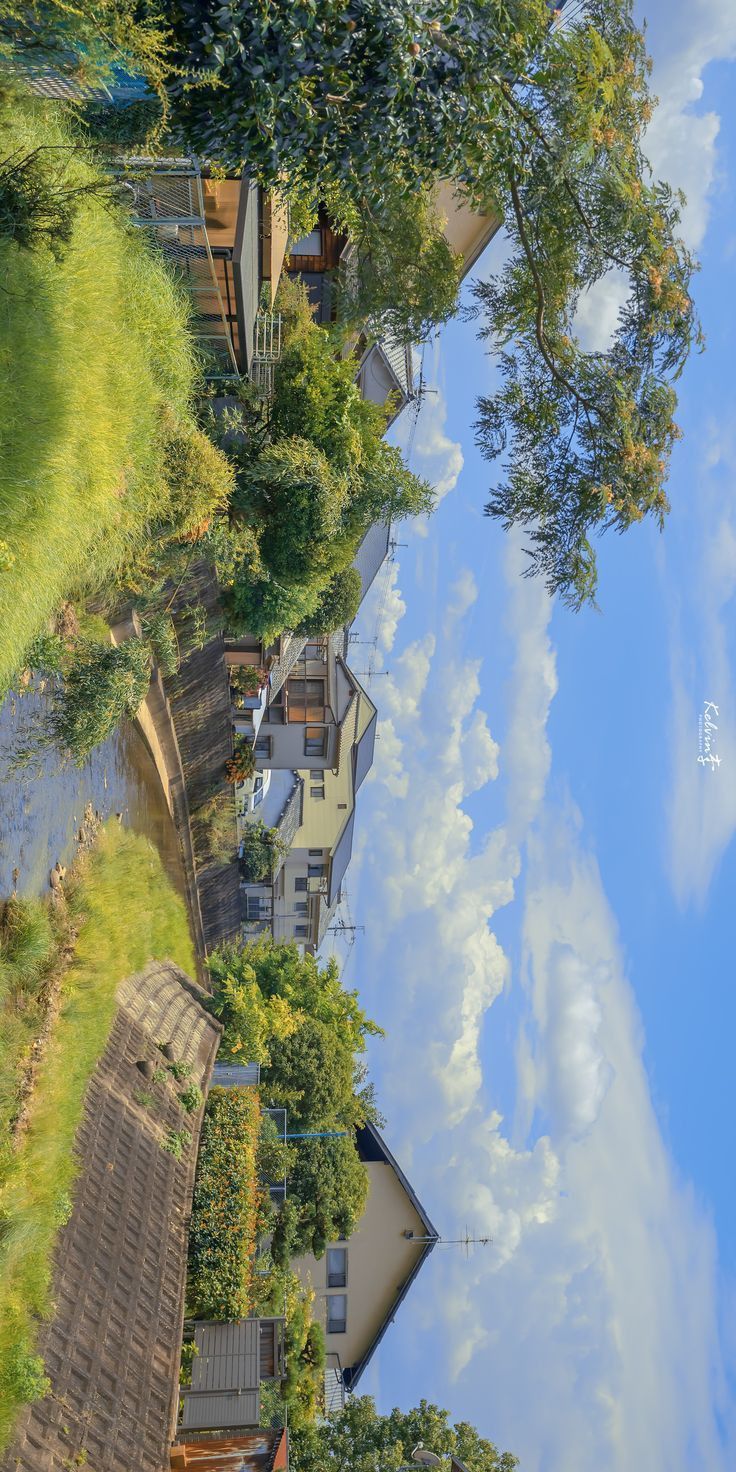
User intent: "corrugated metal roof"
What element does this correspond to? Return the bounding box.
[379,337,414,396]
[353,708,377,793]
[352,521,391,605]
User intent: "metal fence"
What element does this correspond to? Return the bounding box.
[251,310,283,396]
[120,158,239,378]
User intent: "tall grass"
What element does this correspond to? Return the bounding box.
[0,85,200,694]
[0,821,195,1450]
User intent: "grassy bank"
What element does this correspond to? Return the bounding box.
[0,821,194,1451]
[0,84,213,694]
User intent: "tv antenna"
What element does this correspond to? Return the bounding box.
[404,1226,493,1256]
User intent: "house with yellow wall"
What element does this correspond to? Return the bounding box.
[293,1121,439,1411]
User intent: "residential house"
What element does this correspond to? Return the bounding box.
[122,161,288,377]
[227,634,377,948]
[292,1120,439,1409]
[271,658,377,948]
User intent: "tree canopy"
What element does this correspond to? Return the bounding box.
[217,285,434,639]
[165,0,697,608]
[289,1395,518,1472]
[206,938,382,1253]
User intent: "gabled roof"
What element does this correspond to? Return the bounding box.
[342,1121,439,1391]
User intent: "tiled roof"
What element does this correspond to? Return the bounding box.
[1,961,222,1472]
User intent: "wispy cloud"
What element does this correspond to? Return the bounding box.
[350,532,734,1471]
[643,0,736,248]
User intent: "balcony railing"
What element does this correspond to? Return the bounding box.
[268,633,309,699]
[119,158,239,378]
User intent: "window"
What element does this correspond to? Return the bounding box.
[291,227,322,255]
[295,924,309,939]
[288,679,325,723]
[294,901,308,916]
[308,864,325,879]
[327,1295,347,1334]
[295,877,308,893]
[305,642,324,661]
[308,849,322,858]
[310,771,323,781]
[254,734,272,759]
[327,1248,347,1289]
[246,896,263,921]
[304,726,327,758]
[310,786,325,801]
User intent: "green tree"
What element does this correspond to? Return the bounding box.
[287,1134,369,1256]
[296,568,362,637]
[164,0,697,607]
[223,567,320,645]
[289,1396,518,1472]
[233,437,349,588]
[336,184,463,345]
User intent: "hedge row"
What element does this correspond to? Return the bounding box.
[187,1085,261,1319]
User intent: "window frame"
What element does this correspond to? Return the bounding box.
[326,1247,347,1289]
[326,1293,347,1334]
[304,727,327,759]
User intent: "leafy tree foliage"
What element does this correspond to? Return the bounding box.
[471,0,700,607]
[207,939,382,1254]
[335,184,463,345]
[164,0,696,607]
[287,1135,369,1258]
[296,568,362,637]
[289,1395,518,1472]
[215,286,434,638]
[237,818,288,881]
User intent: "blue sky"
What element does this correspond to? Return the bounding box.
[325,3,736,1468]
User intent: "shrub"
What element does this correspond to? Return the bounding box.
[179,1083,204,1114]
[47,639,151,764]
[257,1113,295,1190]
[192,787,237,866]
[162,1127,191,1159]
[270,1199,300,1272]
[238,820,287,883]
[229,664,266,698]
[141,611,179,678]
[23,631,64,675]
[167,1060,191,1082]
[187,1086,261,1319]
[159,417,235,542]
[77,97,164,151]
[3,1347,50,1404]
[225,735,257,785]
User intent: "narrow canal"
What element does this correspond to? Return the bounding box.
[0,686,185,901]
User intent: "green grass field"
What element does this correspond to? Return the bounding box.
[0,821,195,1450]
[0,84,200,695]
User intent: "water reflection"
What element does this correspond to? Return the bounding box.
[0,687,184,900]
